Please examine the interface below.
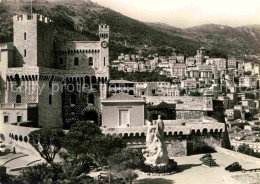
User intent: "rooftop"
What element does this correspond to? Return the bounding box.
[110,79,136,84]
[102,92,145,103]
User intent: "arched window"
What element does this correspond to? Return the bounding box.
[129,90,134,95]
[71,93,76,105]
[74,57,79,66]
[59,58,64,64]
[89,57,93,66]
[15,74,21,86]
[16,95,21,103]
[19,135,23,142]
[24,136,28,143]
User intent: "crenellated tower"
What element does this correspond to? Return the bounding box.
[13,14,55,68]
[99,24,109,70]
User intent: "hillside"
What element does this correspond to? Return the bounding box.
[0,0,260,61]
[148,22,260,58]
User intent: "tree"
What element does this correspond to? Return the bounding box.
[107,148,144,184]
[61,121,125,168]
[16,162,96,184]
[112,169,138,184]
[29,128,65,164]
[208,47,228,59]
[238,144,254,156]
[60,121,102,167]
[109,68,173,84]
[88,134,126,166]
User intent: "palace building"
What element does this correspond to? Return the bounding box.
[0,13,109,128]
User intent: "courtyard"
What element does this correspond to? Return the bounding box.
[3,149,260,183]
[134,152,260,184]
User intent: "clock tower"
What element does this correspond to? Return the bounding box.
[99,24,109,70]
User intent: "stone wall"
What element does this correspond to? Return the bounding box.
[215,146,260,164]
[176,110,205,119]
[0,106,29,124]
[145,96,204,105]
[56,52,102,71]
[38,80,63,128]
[7,80,39,104]
[37,20,55,68]
[13,15,37,67]
[1,124,40,158]
[166,139,187,157]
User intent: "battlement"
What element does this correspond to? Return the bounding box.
[13,13,53,25]
[99,24,109,32]
[0,42,14,50]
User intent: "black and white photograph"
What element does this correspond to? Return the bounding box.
[0,0,260,183]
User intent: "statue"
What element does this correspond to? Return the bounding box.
[143,115,169,166]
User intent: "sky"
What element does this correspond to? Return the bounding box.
[91,0,260,28]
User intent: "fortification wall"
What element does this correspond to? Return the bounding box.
[1,124,40,158]
[145,96,204,104]
[215,146,260,164]
[56,41,100,51]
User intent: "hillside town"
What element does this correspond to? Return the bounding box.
[0,2,260,184]
[110,47,260,151]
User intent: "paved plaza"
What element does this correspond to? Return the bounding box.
[136,152,260,184]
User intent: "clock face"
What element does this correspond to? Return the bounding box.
[101,41,108,48]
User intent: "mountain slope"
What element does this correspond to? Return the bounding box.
[0,0,259,61]
[148,22,260,57]
[0,0,201,59]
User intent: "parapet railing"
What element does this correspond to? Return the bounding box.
[0,103,38,109]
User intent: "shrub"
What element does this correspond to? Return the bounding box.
[141,159,177,173]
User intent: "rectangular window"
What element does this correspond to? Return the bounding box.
[4,116,8,123]
[119,109,129,127]
[24,32,26,40]
[17,116,22,122]
[59,58,64,64]
[104,57,106,66]
[49,95,52,105]
[24,49,26,57]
